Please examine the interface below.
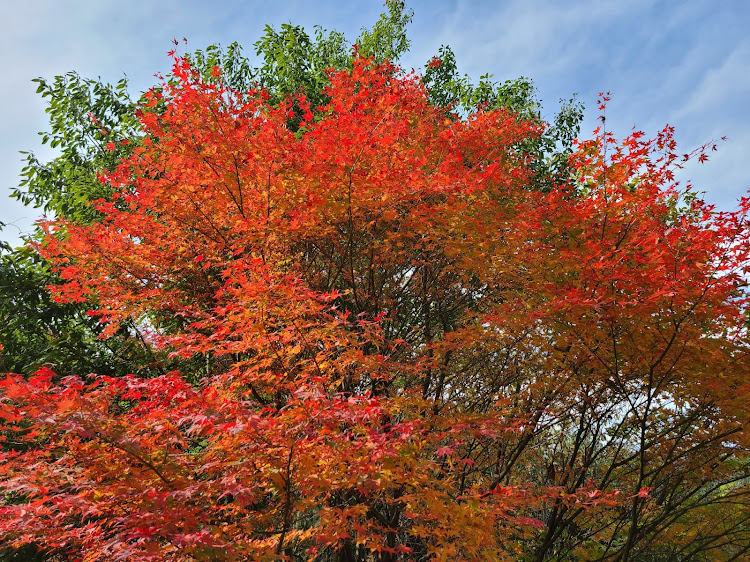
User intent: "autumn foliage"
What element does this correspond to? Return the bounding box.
[1,57,749,560]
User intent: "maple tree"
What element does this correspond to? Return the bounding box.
[1,47,750,562]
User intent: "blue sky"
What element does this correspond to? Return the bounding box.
[1,0,748,247]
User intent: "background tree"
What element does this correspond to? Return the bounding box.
[423,44,583,190]
[0,73,156,379]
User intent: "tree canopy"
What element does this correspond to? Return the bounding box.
[1,2,749,561]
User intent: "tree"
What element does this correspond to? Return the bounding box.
[1,53,748,561]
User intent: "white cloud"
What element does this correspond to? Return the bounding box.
[676,41,750,121]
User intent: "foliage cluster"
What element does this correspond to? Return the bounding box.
[1,2,749,561]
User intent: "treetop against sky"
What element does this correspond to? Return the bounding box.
[1,0,749,246]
